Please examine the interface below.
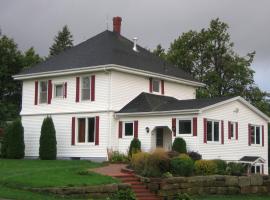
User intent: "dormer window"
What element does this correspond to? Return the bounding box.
[39,81,48,103]
[152,79,160,93]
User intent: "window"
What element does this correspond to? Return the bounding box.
[207,120,219,142]
[81,77,90,100]
[229,122,237,139]
[77,117,95,143]
[39,81,48,103]
[124,122,134,137]
[251,164,262,174]
[250,125,261,145]
[54,84,64,98]
[152,79,160,93]
[178,120,192,134]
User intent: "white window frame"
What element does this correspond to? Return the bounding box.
[152,79,160,93]
[207,119,220,143]
[123,121,134,138]
[81,76,91,101]
[39,80,48,104]
[54,82,64,98]
[251,163,263,174]
[230,121,237,140]
[76,117,96,145]
[250,124,262,146]
[177,118,193,135]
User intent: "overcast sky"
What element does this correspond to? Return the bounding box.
[0,0,269,92]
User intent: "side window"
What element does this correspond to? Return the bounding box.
[81,77,90,100]
[152,79,160,93]
[250,125,261,145]
[39,81,48,103]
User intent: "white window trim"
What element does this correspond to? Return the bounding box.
[177,118,193,136]
[81,76,91,101]
[251,163,263,174]
[54,82,64,99]
[152,79,161,94]
[250,124,262,146]
[76,117,96,145]
[229,121,237,140]
[39,80,48,104]
[123,121,134,138]
[207,119,220,143]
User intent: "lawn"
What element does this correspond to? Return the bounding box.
[196,195,270,200]
[0,159,118,188]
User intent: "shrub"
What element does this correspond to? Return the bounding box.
[1,125,10,158]
[128,138,141,157]
[213,159,227,175]
[187,151,202,161]
[39,117,57,160]
[7,119,25,159]
[226,162,246,176]
[131,152,150,173]
[167,150,180,158]
[110,188,136,200]
[194,160,218,175]
[170,154,194,176]
[162,172,173,178]
[173,193,193,200]
[172,137,187,153]
[109,151,129,163]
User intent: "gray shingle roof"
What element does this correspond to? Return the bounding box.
[18,30,200,83]
[117,92,234,113]
[239,156,261,162]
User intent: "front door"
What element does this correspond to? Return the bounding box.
[156,128,164,148]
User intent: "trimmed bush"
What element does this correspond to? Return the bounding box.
[39,117,57,160]
[109,151,129,163]
[194,160,218,175]
[7,119,25,159]
[172,137,187,153]
[171,154,194,176]
[226,162,246,176]
[213,159,227,175]
[187,151,202,161]
[128,138,141,157]
[131,152,150,173]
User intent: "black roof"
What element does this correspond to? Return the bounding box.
[239,156,261,162]
[19,30,200,83]
[117,92,234,113]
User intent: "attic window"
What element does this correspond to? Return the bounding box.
[152,79,160,93]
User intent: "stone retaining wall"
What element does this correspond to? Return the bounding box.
[31,183,130,199]
[137,175,270,199]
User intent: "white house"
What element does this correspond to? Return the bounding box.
[14,17,269,174]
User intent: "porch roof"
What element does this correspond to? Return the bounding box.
[239,156,265,164]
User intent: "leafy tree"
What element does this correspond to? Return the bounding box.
[39,117,57,160]
[153,44,166,59]
[23,47,43,68]
[6,119,25,159]
[49,25,73,56]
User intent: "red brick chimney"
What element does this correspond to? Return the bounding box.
[113,16,122,34]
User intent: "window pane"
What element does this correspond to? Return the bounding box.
[250,126,255,144]
[40,81,48,103]
[82,77,90,88]
[179,120,191,134]
[41,81,47,92]
[78,118,86,143]
[256,165,261,174]
[256,126,261,144]
[231,123,234,138]
[82,77,90,100]
[214,122,219,141]
[125,123,133,136]
[207,121,212,141]
[251,166,255,173]
[153,80,160,92]
[88,118,95,143]
[82,89,90,100]
[55,85,63,97]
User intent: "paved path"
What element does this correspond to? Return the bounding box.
[90,163,127,176]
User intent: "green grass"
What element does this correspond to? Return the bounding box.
[0,159,118,188]
[196,195,270,200]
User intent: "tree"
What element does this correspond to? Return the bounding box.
[172,137,187,153]
[153,44,166,59]
[1,124,10,158]
[23,47,43,68]
[39,117,57,160]
[49,25,73,56]
[6,119,25,159]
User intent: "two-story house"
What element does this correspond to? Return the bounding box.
[14,17,269,174]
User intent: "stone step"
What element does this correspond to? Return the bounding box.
[119,177,140,182]
[131,185,147,189]
[126,181,142,185]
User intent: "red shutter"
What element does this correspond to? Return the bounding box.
[228,121,231,139]
[76,77,80,102]
[193,117,197,136]
[48,80,52,104]
[149,78,153,93]
[134,120,138,139]
[262,125,264,147]
[221,120,224,144]
[236,122,238,140]
[71,117,75,145]
[91,75,95,101]
[34,81,38,105]
[248,124,251,146]
[64,82,67,98]
[118,121,123,138]
[95,116,99,145]
[172,118,176,137]
[161,80,165,95]
[203,118,207,143]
